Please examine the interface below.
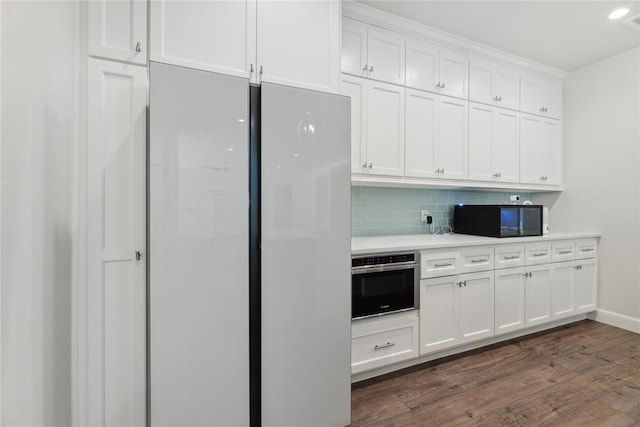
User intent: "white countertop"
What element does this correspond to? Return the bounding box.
[352,232,601,255]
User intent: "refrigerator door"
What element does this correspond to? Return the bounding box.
[261,83,351,426]
[149,62,249,426]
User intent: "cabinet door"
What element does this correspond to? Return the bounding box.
[493,65,519,110]
[257,0,340,93]
[366,81,405,176]
[524,265,552,326]
[519,114,542,185]
[420,277,459,354]
[150,0,256,79]
[438,97,468,180]
[495,267,525,335]
[89,0,147,64]
[438,47,468,98]
[406,39,438,92]
[88,58,146,427]
[342,17,368,77]
[469,58,494,105]
[541,119,561,185]
[520,75,541,116]
[540,80,562,119]
[551,262,574,319]
[341,76,367,174]
[367,27,405,85]
[492,108,519,183]
[405,89,438,178]
[459,272,494,344]
[468,103,493,181]
[574,260,597,313]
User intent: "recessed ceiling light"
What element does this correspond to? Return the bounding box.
[609,7,630,20]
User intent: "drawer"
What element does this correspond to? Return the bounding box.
[351,312,419,374]
[525,243,552,265]
[552,241,576,262]
[575,239,598,259]
[421,250,460,278]
[494,245,525,269]
[460,247,494,273]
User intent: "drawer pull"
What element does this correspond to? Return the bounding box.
[470,259,486,263]
[558,250,573,255]
[532,253,547,257]
[434,262,453,268]
[374,342,396,350]
[503,255,519,260]
[582,248,595,252]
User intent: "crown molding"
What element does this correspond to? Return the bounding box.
[342,1,569,80]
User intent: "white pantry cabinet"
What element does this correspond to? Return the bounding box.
[420,271,494,355]
[342,17,405,85]
[520,75,562,119]
[342,75,404,176]
[405,89,468,180]
[88,0,147,65]
[151,0,340,93]
[469,58,519,110]
[468,102,519,183]
[406,38,468,99]
[87,58,147,427]
[520,114,561,186]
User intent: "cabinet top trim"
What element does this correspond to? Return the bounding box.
[343,2,569,80]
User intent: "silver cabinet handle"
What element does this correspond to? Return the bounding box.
[493,172,501,178]
[363,64,368,73]
[259,65,264,76]
[573,265,583,270]
[135,250,142,261]
[250,64,254,74]
[532,253,546,257]
[493,96,502,102]
[135,42,141,53]
[523,272,531,278]
[374,342,395,350]
[503,255,519,260]
[441,168,445,174]
[559,250,573,255]
[440,82,445,89]
[434,262,453,267]
[582,248,595,252]
[362,162,367,169]
[435,82,441,89]
[368,163,373,169]
[470,259,486,263]
[369,65,374,73]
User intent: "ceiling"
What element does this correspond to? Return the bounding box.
[358,0,640,71]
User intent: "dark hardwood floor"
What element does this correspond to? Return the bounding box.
[351,320,640,426]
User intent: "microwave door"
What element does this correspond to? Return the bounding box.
[521,207,543,236]
[500,207,521,237]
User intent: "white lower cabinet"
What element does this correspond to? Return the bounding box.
[351,311,419,374]
[495,267,525,335]
[551,258,598,319]
[524,265,553,326]
[420,271,494,355]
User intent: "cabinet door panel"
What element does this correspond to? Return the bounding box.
[257,0,340,92]
[492,108,519,183]
[469,59,494,105]
[405,89,438,178]
[495,268,525,335]
[406,39,438,92]
[525,266,552,326]
[438,47,468,98]
[574,260,597,313]
[459,272,494,344]
[468,103,493,181]
[494,66,519,110]
[367,28,405,85]
[342,17,367,76]
[89,0,147,64]
[438,98,468,180]
[520,76,541,115]
[552,262,574,319]
[541,80,562,119]
[341,76,367,174]
[541,119,561,185]
[519,114,542,184]
[150,0,255,78]
[366,82,404,176]
[420,278,459,354]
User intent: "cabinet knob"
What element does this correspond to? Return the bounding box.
[362,162,367,169]
[135,42,141,53]
[441,82,445,89]
[363,64,368,73]
[368,163,373,169]
[250,63,254,74]
[259,65,264,76]
[135,250,142,261]
[435,82,441,89]
[369,65,374,73]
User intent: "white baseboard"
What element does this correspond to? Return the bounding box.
[594,309,640,334]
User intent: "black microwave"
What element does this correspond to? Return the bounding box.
[453,204,543,238]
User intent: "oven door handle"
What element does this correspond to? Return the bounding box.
[352,263,417,274]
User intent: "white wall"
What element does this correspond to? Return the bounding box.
[1,1,75,425]
[537,48,640,326]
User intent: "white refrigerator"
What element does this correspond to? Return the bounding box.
[149,62,351,426]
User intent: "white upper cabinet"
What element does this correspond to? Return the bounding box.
[520,114,561,186]
[89,0,147,64]
[521,75,562,119]
[405,89,468,180]
[151,0,339,93]
[469,58,519,110]
[342,17,405,85]
[342,75,404,176]
[468,103,519,183]
[406,39,468,99]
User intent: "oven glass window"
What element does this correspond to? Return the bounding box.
[352,268,415,319]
